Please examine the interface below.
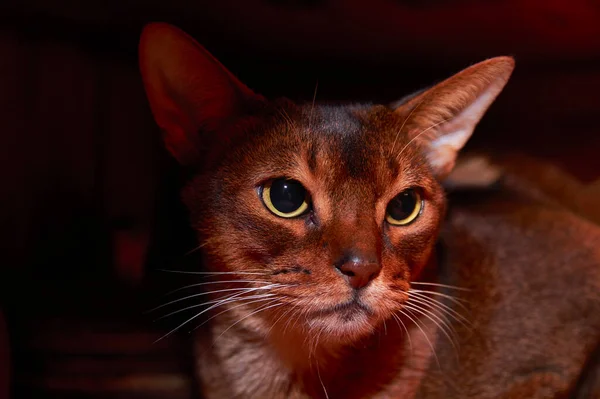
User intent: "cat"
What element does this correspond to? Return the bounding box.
[139,23,600,398]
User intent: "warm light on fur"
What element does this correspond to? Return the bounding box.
[138,22,600,399]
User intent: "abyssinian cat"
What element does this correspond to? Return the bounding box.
[139,23,600,398]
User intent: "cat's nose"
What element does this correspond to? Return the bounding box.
[335,253,381,290]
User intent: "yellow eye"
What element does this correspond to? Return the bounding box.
[385,188,423,226]
[261,178,310,218]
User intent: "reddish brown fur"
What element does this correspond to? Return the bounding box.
[184,103,444,397]
[140,23,600,399]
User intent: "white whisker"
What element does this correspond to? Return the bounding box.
[153,289,280,343]
[397,117,452,159]
[156,269,268,276]
[164,279,275,296]
[392,313,413,355]
[316,358,329,399]
[192,296,281,332]
[390,99,424,154]
[156,293,277,321]
[149,284,282,313]
[409,291,472,330]
[404,303,459,363]
[266,303,298,337]
[184,243,207,256]
[398,308,441,370]
[406,296,456,329]
[215,300,284,341]
[410,281,471,291]
[383,319,387,336]
[282,306,305,337]
[308,80,319,130]
[409,289,470,311]
[405,301,457,340]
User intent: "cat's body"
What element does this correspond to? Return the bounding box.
[139,23,600,398]
[419,183,600,398]
[192,179,600,399]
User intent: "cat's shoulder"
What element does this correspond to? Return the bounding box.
[424,182,600,398]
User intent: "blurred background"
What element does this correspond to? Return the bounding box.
[1,0,600,398]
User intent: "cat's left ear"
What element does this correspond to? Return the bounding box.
[394,57,514,179]
[139,23,265,166]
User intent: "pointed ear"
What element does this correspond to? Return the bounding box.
[394,57,514,179]
[139,23,264,166]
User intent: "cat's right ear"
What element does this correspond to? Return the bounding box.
[392,57,514,179]
[139,23,264,165]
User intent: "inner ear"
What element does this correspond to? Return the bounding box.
[394,57,515,179]
[139,23,265,166]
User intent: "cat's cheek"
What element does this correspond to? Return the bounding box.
[382,232,437,281]
[405,234,438,276]
[408,248,434,280]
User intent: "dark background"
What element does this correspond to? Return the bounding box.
[1,0,600,398]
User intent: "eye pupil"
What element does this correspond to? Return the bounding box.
[389,191,416,220]
[386,188,422,226]
[268,179,307,214]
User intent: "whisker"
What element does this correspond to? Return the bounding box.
[390,99,424,154]
[398,308,441,370]
[155,293,277,321]
[191,296,281,332]
[406,296,457,330]
[153,290,258,343]
[282,305,305,337]
[266,303,298,337]
[408,289,470,312]
[309,326,324,363]
[164,279,275,296]
[308,80,319,130]
[397,117,452,159]
[405,301,457,339]
[154,293,242,343]
[410,282,471,291]
[184,242,208,256]
[392,313,413,355]
[383,319,387,336]
[148,284,282,314]
[215,300,284,341]
[316,358,329,399]
[404,303,459,363]
[276,106,295,129]
[409,291,472,330]
[156,269,269,276]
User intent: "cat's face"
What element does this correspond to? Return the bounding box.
[139,23,514,344]
[183,103,446,341]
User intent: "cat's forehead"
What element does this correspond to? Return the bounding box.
[306,106,385,181]
[240,103,432,198]
[310,105,364,137]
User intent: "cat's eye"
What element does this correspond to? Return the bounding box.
[261,178,310,218]
[385,188,423,226]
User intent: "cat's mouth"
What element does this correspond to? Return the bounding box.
[304,296,380,339]
[313,298,374,318]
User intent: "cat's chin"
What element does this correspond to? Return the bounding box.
[306,306,380,343]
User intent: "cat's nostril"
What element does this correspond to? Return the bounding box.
[340,269,355,277]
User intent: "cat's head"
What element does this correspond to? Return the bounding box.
[140,23,513,344]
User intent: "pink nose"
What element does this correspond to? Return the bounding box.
[336,254,381,289]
